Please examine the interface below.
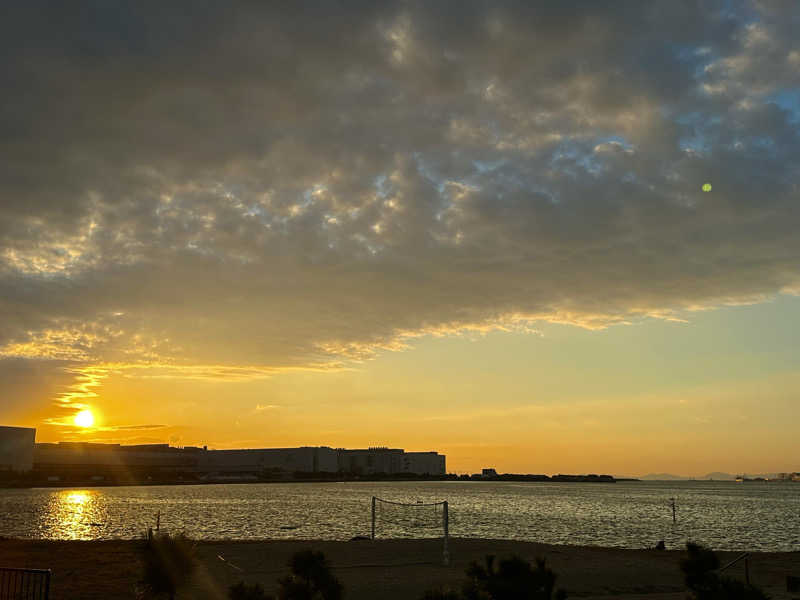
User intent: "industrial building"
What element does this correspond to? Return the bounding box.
[0,426,36,472]
[404,451,447,476]
[198,446,339,474]
[336,448,445,475]
[0,425,446,480]
[34,442,197,480]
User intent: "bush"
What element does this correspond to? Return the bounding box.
[421,554,567,600]
[230,580,273,600]
[466,554,567,600]
[277,550,343,600]
[681,542,722,597]
[140,533,197,599]
[420,590,462,600]
[680,542,770,600]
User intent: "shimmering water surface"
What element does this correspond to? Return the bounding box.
[1,481,798,551]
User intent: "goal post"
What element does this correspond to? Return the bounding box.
[371,496,450,566]
[443,500,449,566]
[371,496,376,540]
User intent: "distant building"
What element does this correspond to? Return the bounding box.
[34,442,197,480]
[198,446,338,474]
[0,426,36,472]
[337,447,446,475]
[337,447,404,474]
[481,468,498,478]
[404,451,447,475]
[0,425,446,480]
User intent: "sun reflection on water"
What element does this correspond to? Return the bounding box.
[38,489,107,540]
[66,491,91,505]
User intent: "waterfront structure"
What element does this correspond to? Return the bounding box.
[0,423,446,479]
[34,442,197,480]
[337,447,446,475]
[0,426,36,472]
[337,447,405,474]
[404,451,446,475]
[32,443,445,479]
[198,446,339,475]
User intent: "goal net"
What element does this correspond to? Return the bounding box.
[371,496,450,565]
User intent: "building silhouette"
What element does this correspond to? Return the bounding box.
[0,426,446,482]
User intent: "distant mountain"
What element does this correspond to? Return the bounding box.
[700,472,736,480]
[640,472,781,481]
[640,473,689,480]
[698,472,779,480]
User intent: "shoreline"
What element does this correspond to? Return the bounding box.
[2,537,797,599]
[0,475,627,489]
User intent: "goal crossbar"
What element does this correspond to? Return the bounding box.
[373,497,446,507]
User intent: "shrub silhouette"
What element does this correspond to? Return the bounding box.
[420,590,462,600]
[421,554,567,600]
[277,549,343,600]
[681,542,722,597]
[140,533,197,599]
[229,580,273,600]
[680,542,770,600]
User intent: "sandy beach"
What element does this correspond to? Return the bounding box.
[1,537,798,599]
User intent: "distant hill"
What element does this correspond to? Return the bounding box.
[701,472,736,480]
[640,473,688,480]
[697,472,779,480]
[640,472,780,481]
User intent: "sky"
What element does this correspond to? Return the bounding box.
[2,1,800,477]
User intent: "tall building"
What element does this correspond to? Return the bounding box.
[0,426,36,472]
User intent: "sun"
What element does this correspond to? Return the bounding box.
[73,409,95,428]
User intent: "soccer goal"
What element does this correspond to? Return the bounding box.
[371,496,450,565]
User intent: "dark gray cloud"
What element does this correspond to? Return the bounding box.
[1,1,799,385]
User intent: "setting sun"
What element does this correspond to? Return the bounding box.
[73,410,95,428]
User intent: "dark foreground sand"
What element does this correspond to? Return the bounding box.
[1,538,798,600]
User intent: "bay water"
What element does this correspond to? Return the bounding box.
[0,480,797,551]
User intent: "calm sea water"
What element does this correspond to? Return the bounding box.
[0,481,798,551]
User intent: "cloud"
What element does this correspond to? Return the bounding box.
[1,1,799,396]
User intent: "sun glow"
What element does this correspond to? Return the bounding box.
[73,409,95,428]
